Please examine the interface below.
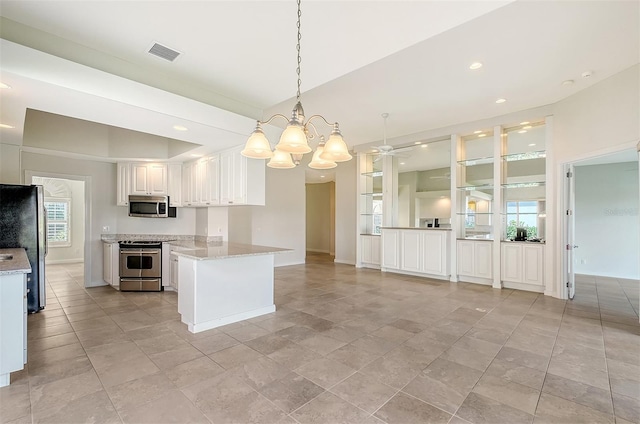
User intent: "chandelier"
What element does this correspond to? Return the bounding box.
[241,0,352,169]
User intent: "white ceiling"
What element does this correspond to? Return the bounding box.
[0,0,638,165]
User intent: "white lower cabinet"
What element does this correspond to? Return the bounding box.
[382,229,450,279]
[102,242,119,287]
[170,253,179,291]
[501,243,544,292]
[0,272,27,387]
[457,240,493,284]
[360,235,381,268]
[381,229,401,270]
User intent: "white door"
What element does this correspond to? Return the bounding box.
[566,164,576,299]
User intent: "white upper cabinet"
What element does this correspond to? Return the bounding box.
[130,163,168,196]
[116,163,130,206]
[167,163,182,207]
[219,146,264,206]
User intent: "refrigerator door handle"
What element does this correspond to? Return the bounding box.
[43,207,48,257]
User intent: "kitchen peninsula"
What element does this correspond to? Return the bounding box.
[170,240,289,333]
[0,248,30,387]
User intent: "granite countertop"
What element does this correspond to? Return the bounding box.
[169,241,290,260]
[0,248,31,275]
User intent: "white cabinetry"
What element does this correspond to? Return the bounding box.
[117,163,130,206]
[130,163,168,196]
[0,272,27,387]
[183,156,220,207]
[457,240,493,284]
[170,253,179,291]
[167,163,182,207]
[219,146,265,206]
[360,235,381,268]
[501,243,544,292]
[381,229,400,270]
[102,242,119,287]
[381,229,450,279]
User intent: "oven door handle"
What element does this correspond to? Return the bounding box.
[120,249,161,255]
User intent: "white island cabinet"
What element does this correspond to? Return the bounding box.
[381,228,450,280]
[171,242,288,333]
[457,239,493,285]
[0,248,31,387]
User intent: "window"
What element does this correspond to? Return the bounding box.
[506,200,538,239]
[45,199,71,247]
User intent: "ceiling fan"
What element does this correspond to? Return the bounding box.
[373,113,413,160]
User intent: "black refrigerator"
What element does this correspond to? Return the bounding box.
[0,184,47,313]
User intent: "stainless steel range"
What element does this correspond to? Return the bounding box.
[118,240,163,291]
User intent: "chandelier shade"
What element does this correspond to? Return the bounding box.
[319,127,352,162]
[308,141,337,169]
[275,123,312,154]
[267,149,296,169]
[241,125,274,159]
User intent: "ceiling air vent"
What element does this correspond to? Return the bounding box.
[148,42,181,62]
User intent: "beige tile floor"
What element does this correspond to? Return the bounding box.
[2,261,639,424]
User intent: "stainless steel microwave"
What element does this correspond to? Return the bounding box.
[128,195,176,218]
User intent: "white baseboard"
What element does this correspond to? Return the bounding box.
[46,258,83,265]
[275,260,305,268]
[334,259,355,266]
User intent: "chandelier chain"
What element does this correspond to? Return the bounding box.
[296,0,302,101]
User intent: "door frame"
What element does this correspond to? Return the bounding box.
[24,170,92,288]
[557,141,639,299]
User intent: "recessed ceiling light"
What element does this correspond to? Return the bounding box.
[474,130,482,134]
[420,144,428,148]
[0,123,15,129]
[478,133,487,138]
[562,79,575,86]
[469,62,483,70]
[522,125,532,129]
[0,83,11,89]
[519,121,530,125]
[400,162,406,165]
[320,175,325,178]
[518,130,527,134]
[582,71,593,78]
[528,143,536,147]
[371,149,378,153]
[495,98,507,104]
[414,142,422,145]
[173,125,188,131]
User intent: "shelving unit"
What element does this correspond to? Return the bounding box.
[456,133,495,240]
[500,122,547,241]
[359,155,384,236]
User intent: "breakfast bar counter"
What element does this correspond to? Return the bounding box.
[170,241,289,333]
[0,248,30,387]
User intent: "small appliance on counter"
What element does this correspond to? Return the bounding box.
[515,227,528,241]
[0,184,47,313]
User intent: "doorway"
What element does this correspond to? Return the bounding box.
[564,148,639,322]
[305,172,335,263]
[27,171,91,287]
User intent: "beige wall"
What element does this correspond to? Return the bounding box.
[306,182,335,255]
[252,162,306,266]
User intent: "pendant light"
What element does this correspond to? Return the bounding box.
[241,0,352,167]
[308,136,337,169]
[267,149,296,169]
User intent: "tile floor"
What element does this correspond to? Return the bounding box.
[1,261,639,424]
